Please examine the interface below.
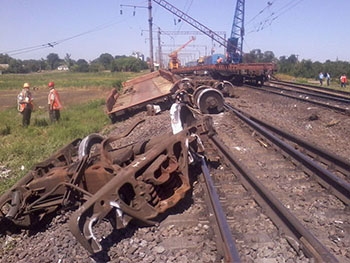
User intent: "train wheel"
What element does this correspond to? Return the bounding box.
[170,78,194,94]
[194,87,224,114]
[192,85,208,103]
[214,80,235,97]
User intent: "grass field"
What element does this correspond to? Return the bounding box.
[0,70,147,90]
[0,70,145,194]
[275,73,350,91]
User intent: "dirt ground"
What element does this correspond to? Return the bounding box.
[0,87,109,111]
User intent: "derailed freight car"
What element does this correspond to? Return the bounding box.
[105,69,235,122]
[172,62,277,86]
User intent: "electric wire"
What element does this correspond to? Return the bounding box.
[246,0,276,25]
[246,0,305,34]
[1,17,129,57]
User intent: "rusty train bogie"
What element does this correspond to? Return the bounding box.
[169,75,233,115]
[165,63,275,115]
[0,114,215,254]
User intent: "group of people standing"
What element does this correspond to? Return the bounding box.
[318,72,347,88]
[17,81,62,127]
[318,72,331,86]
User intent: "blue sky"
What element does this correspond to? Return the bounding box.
[1,0,349,63]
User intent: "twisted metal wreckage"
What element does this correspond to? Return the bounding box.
[0,103,216,254]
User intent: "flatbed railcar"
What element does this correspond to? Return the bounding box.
[172,62,276,86]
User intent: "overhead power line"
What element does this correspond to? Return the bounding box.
[246,0,305,34]
[246,0,275,25]
[1,17,127,57]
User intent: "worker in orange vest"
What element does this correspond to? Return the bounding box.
[47,81,62,122]
[340,74,347,88]
[17,83,34,127]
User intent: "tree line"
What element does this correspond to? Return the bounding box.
[1,50,349,81]
[0,53,149,74]
[243,49,350,81]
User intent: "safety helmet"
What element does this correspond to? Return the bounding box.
[23,83,30,88]
[48,81,55,87]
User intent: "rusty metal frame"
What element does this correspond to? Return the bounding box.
[0,115,214,254]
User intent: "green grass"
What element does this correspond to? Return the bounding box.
[0,70,146,194]
[0,99,110,194]
[275,73,350,92]
[0,70,147,90]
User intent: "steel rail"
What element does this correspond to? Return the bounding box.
[225,104,350,205]
[209,134,339,263]
[267,81,350,103]
[199,155,241,263]
[269,80,350,98]
[244,84,350,114]
[236,107,350,178]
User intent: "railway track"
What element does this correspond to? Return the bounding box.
[225,104,350,197]
[196,104,349,262]
[246,81,350,114]
[269,80,350,98]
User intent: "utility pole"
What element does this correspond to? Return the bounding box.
[120,2,154,70]
[157,27,163,68]
[141,30,162,68]
[148,0,154,72]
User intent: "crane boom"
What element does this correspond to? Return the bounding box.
[169,36,195,57]
[152,0,228,48]
[161,30,226,36]
[153,0,244,63]
[168,36,195,70]
[228,0,245,63]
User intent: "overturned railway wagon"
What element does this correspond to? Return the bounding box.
[106,63,276,121]
[105,70,175,123]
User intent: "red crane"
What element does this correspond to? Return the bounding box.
[168,36,195,70]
